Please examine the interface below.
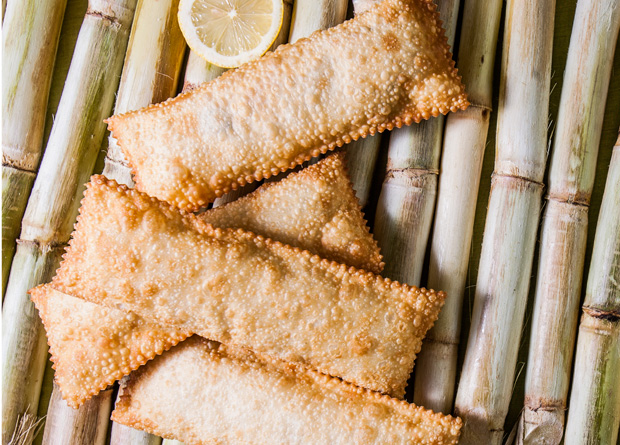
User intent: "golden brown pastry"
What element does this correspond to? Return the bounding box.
[113,337,462,445]
[107,0,468,211]
[32,155,382,407]
[201,153,383,273]
[52,176,444,397]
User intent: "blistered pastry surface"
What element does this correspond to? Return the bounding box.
[30,285,190,408]
[32,155,382,406]
[203,154,383,273]
[113,337,462,445]
[107,0,468,211]
[53,177,445,396]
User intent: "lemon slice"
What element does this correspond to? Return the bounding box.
[178,0,283,69]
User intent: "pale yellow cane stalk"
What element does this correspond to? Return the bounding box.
[454,0,555,442]
[411,0,503,414]
[518,1,620,442]
[373,0,459,287]
[564,132,620,444]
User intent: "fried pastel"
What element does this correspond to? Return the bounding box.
[203,153,383,273]
[32,155,382,407]
[30,286,190,408]
[106,0,468,212]
[113,337,462,445]
[52,176,445,397]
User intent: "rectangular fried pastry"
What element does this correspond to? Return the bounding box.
[32,155,383,407]
[113,337,462,445]
[106,0,468,211]
[52,176,445,397]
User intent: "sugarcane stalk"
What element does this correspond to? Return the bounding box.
[344,137,381,208]
[182,51,226,92]
[372,0,459,287]
[288,0,347,43]
[2,0,68,296]
[564,133,620,443]
[110,421,162,445]
[410,0,502,414]
[453,0,555,442]
[517,2,620,442]
[41,384,112,445]
[1,1,137,443]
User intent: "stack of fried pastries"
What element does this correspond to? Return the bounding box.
[33,0,470,442]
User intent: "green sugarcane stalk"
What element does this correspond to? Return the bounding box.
[2,0,68,296]
[1,1,137,443]
[563,130,620,445]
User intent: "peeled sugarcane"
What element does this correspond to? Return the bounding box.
[453,0,555,442]
[411,0,502,413]
[517,1,620,442]
[1,1,137,443]
[41,390,113,445]
[2,0,67,296]
[564,130,620,444]
[373,0,459,287]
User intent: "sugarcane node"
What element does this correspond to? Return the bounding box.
[582,307,620,323]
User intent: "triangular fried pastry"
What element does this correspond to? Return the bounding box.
[52,176,444,397]
[203,153,383,273]
[30,286,190,408]
[107,0,469,212]
[113,337,462,445]
[33,155,382,407]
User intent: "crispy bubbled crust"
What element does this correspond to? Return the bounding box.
[113,337,462,445]
[30,285,191,408]
[106,0,469,212]
[203,153,383,274]
[52,176,445,397]
[31,154,382,407]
